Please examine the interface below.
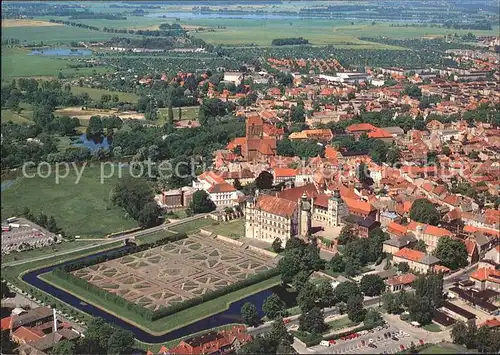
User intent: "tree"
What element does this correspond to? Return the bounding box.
[292,270,310,292]
[107,328,135,355]
[360,274,386,296]
[334,281,361,304]
[269,318,294,346]
[397,262,410,273]
[409,198,440,225]
[85,318,114,350]
[316,279,336,308]
[338,225,356,245]
[296,281,317,312]
[241,302,260,327]
[347,294,366,323]
[299,307,327,334]
[86,115,104,136]
[434,237,468,270]
[382,292,403,314]
[272,237,283,253]
[137,201,161,227]
[356,162,372,186]
[233,178,243,191]
[50,340,75,355]
[178,106,182,120]
[343,258,361,277]
[255,171,273,190]
[364,309,383,327]
[414,272,444,308]
[262,294,286,320]
[167,103,174,124]
[464,323,478,349]
[276,339,296,354]
[46,216,58,233]
[412,240,427,253]
[189,190,216,213]
[475,325,491,353]
[1,279,11,299]
[329,253,345,272]
[111,177,159,224]
[408,296,433,325]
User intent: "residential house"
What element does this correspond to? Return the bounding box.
[470,266,500,292]
[193,171,243,208]
[392,247,440,273]
[406,221,454,253]
[386,273,417,292]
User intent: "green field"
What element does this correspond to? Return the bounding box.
[70,86,139,103]
[422,323,443,332]
[1,109,33,124]
[204,218,245,239]
[158,106,199,124]
[168,218,213,234]
[1,165,137,237]
[1,47,110,80]
[41,271,280,334]
[419,343,475,354]
[2,25,130,44]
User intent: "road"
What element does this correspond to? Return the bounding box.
[2,214,206,267]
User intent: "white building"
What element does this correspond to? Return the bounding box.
[193,171,244,208]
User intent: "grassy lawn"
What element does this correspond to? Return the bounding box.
[2,25,131,44]
[158,106,199,124]
[422,323,443,332]
[135,229,177,245]
[419,343,475,354]
[1,109,33,124]
[204,218,245,239]
[1,47,110,79]
[70,86,139,103]
[1,165,138,237]
[326,316,358,332]
[41,272,281,334]
[2,240,103,263]
[168,218,214,234]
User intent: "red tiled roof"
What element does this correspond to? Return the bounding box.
[273,168,297,178]
[0,317,11,331]
[432,264,451,273]
[256,194,297,217]
[387,222,407,237]
[158,345,169,354]
[314,194,330,208]
[480,318,500,329]
[463,225,499,237]
[394,248,425,263]
[343,196,375,215]
[346,123,377,132]
[207,182,236,194]
[278,184,319,202]
[12,326,43,343]
[470,267,500,282]
[407,222,453,238]
[386,273,416,286]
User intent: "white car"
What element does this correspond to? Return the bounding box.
[320,340,330,347]
[289,324,299,331]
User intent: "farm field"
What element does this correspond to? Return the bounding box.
[1,165,137,237]
[73,233,278,310]
[2,25,130,44]
[1,48,110,80]
[1,110,33,125]
[1,19,63,28]
[70,86,140,103]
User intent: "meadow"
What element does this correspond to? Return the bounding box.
[2,25,129,45]
[70,86,139,103]
[1,48,110,80]
[158,105,199,123]
[1,165,138,237]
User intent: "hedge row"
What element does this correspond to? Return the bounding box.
[62,232,188,272]
[291,330,324,347]
[53,231,280,322]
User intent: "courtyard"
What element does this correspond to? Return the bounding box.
[73,233,277,311]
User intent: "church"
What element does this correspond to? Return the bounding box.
[227,115,277,161]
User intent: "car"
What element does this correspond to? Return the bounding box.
[361,340,366,346]
[419,339,425,345]
[329,339,336,345]
[377,336,382,341]
[289,324,299,331]
[400,345,406,351]
[368,343,377,348]
[284,318,291,324]
[383,333,388,339]
[369,339,374,344]
[392,336,399,341]
[341,336,346,341]
[320,340,330,347]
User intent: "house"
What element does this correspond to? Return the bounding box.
[193,171,243,208]
[441,301,476,326]
[386,273,417,292]
[223,71,244,85]
[227,116,277,162]
[480,318,500,329]
[383,233,417,255]
[165,325,251,355]
[343,214,380,238]
[470,267,500,292]
[386,222,407,238]
[288,129,334,143]
[406,221,454,253]
[273,168,297,184]
[392,247,440,273]
[218,170,255,186]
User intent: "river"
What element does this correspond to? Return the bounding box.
[22,246,280,343]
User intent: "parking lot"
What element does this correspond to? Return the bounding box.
[309,324,424,354]
[1,218,56,253]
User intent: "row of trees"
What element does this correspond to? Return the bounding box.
[271,37,309,46]
[451,321,500,353]
[21,207,64,236]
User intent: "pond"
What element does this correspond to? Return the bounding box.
[22,246,292,343]
[71,134,111,151]
[29,48,93,56]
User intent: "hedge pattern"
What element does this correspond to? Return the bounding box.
[52,232,280,322]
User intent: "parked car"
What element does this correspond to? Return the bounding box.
[368,343,377,348]
[320,340,330,347]
[284,318,291,324]
[400,345,406,351]
[392,336,399,341]
[329,339,336,345]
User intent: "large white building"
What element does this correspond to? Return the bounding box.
[192,171,244,208]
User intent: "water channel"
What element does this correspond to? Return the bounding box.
[22,246,280,343]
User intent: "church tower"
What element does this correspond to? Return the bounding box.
[328,189,346,227]
[298,193,312,238]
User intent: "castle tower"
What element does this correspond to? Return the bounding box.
[299,192,312,238]
[245,194,256,239]
[328,189,345,227]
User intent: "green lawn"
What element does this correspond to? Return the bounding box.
[135,230,177,245]
[1,165,137,237]
[1,47,110,79]
[204,218,245,239]
[2,25,131,44]
[419,343,475,354]
[158,106,199,124]
[70,86,139,104]
[326,316,358,332]
[41,272,281,334]
[168,218,214,234]
[422,323,443,332]
[0,109,33,124]
[2,240,103,263]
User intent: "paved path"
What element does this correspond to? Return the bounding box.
[2,214,206,267]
